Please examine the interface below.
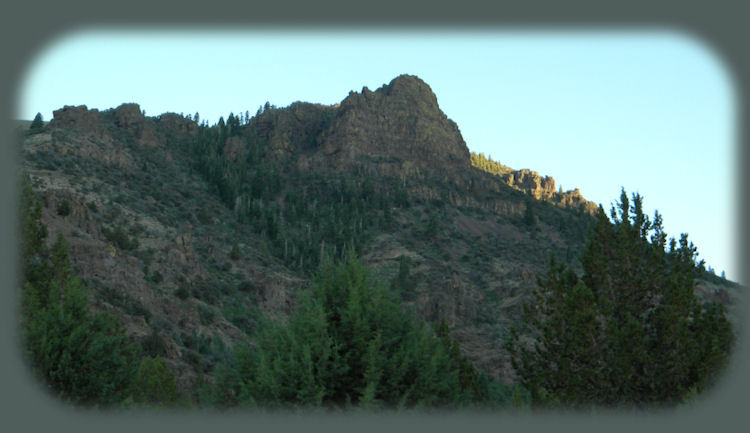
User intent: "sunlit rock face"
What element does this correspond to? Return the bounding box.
[317,74,471,174]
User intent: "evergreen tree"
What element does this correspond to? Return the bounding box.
[130,356,179,406]
[29,112,44,134]
[217,255,468,410]
[390,255,416,299]
[508,189,734,409]
[19,174,141,407]
[434,318,487,404]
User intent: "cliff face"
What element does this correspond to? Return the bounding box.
[315,75,471,174]
[502,169,556,200]
[249,102,337,158]
[50,105,105,137]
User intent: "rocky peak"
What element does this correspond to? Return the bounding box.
[156,113,199,137]
[49,103,160,146]
[113,103,145,129]
[316,74,471,174]
[50,105,103,135]
[111,103,160,147]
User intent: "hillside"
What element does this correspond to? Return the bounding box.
[16,74,741,403]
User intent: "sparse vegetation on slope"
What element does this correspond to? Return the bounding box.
[17,74,739,411]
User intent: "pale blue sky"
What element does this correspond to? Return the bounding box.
[17,29,738,281]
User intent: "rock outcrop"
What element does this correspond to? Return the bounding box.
[316,74,471,174]
[50,103,164,147]
[156,113,199,138]
[50,105,105,137]
[249,102,337,158]
[502,168,556,200]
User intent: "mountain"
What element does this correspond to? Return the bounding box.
[17,74,741,402]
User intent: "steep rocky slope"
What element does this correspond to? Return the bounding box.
[18,74,741,398]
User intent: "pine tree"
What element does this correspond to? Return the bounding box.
[19,174,140,407]
[219,254,466,410]
[508,189,734,409]
[29,112,44,134]
[130,356,180,406]
[390,255,416,299]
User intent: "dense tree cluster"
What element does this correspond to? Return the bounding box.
[184,110,408,274]
[209,255,489,410]
[508,190,734,409]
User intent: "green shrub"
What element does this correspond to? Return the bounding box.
[130,356,179,406]
[191,283,220,305]
[198,304,215,325]
[174,286,189,300]
[56,199,71,216]
[217,255,477,410]
[102,224,139,251]
[238,280,257,293]
[229,243,241,260]
[141,329,167,358]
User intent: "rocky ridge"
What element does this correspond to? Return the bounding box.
[19,74,739,400]
[310,74,471,175]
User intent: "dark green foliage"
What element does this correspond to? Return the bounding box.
[141,329,168,358]
[198,304,216,325]
[182,116,408,275]
[19,174,48,288]
[230,242,241,260]
[149,270,164,284]
[130,356,179,406]
[434,318,487,404]
[56,199,71,216]
[20,178,141,407]
[29,112,45,134]
[213,255,473,410]
[390,255,417,300]
[508,190,734,409]
[237,280,256,293]
[191,281,221,305]
[102,223,139,251]
[522,198,536,227]
[174,286,190,300]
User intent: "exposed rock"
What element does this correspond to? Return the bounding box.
[558,188,598,214]
[156,112,199,138]
[50,103,161,148]
[316,74,471,174]
[50,105,106,138]
[502,168,556,200]
[494,169,598,214]
[113,103,145,130]
[249,101,336,158]
[113,103,160,147]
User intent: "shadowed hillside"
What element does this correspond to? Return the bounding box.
[16,74,740,409]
